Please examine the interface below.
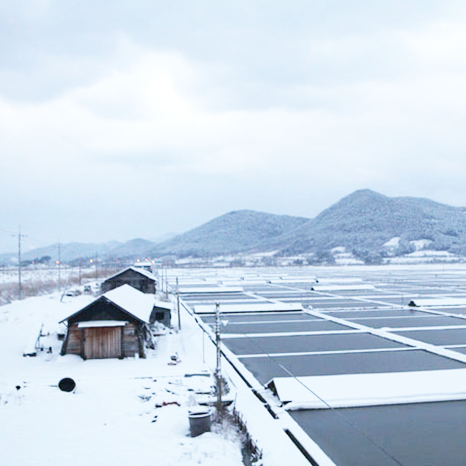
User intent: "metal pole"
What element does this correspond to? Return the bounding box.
[176,277,181,330]
[58,242,61,291]
[161,266,164,294]
[18,226,22,300]
[215,302,222,418]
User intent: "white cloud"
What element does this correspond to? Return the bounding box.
[3,4,466,250]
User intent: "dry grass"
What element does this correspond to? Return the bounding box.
[0,266,120,305]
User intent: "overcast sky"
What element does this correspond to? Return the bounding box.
[2,0,466,253]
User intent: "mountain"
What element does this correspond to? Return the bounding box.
[105,238,156,260]
[150,233,178,244]
[151,210,310,257]
[263,189,466,258]
[5,190,466,265]
[21,241,122,263]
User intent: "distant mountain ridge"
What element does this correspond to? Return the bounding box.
[270,189,466,258]
[21,241,122,263]
[150,189,466,262]
[3,189,466,264]
[150,210,309,257]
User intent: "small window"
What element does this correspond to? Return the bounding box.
[155,312,165,322]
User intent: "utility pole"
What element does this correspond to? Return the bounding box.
[57,242,61,291]
[215,302,223,419]
[18,227,22,300]
[95,252,98,281]
[16,226,27,300]
[176,277,181,330]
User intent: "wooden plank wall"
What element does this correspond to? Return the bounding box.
[84,327,122,359]
[62,323,145,359]
[122,323,140,357]
[63,325,82,355]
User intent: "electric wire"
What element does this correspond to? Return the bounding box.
[232,322,409,466]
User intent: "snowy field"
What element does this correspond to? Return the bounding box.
[0,292,246,466]
[0,266,95,285]
[6,263,466,466]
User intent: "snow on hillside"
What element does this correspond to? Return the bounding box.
[383,237,400,248]
[330,247,364,265]
[410,239,433,251]
[386,250,460,264]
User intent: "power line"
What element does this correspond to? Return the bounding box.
[243,332,408,466]
[0,226,18,237]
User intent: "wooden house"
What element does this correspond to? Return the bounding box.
[101,266,157,294]
[60,285,160,359]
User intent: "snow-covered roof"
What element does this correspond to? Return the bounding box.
[194,302,303,314]
[312,284,375,291]
[270,369,466,409]
[103,284,156,323]
[179,286,244,294]
[413,297,466,307]
[61,284,156,324]
[103,266,157,283]
[78,321,128,328]
[153,299,172,310]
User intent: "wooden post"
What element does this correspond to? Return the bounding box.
[176,277,181,330]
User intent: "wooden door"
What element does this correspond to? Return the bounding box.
[83,327,122,359]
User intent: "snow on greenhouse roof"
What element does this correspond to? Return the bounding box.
[179,286,244,294]
[194,302,303,314]
[414,297,466,307]
[270,368,466,410]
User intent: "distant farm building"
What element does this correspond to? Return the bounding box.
[133,261,153,272]
[101,267,157,294]
[60,285,171,359]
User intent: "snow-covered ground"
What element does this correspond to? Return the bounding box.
[0,292,246,466]
[0,266,95,285]
[0,282,315,466]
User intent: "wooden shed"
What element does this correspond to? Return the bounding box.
[60,285,157,359]
[101,267,157,294]
[151,299,172,327]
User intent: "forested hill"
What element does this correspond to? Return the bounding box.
[150,210,310,257]
[261,189,466,258]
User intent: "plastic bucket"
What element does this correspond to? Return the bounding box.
[188,407,212,437]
